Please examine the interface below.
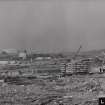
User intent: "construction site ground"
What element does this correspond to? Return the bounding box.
[0,73,105,105]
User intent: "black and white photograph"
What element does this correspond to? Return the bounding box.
[0,0,105,105]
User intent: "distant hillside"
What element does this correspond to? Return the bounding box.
[61,49,105,58]
[81,49,105,57]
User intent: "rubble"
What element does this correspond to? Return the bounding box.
[0,53,104,105]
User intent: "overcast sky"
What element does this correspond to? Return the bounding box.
[0,0,105,52]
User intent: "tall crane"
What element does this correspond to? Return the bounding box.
[29,48,33,62]
[63,45,82,76]
[73,45,82,60]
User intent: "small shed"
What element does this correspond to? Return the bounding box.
[18,52,27,60]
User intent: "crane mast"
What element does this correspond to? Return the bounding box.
[73,45,82,60]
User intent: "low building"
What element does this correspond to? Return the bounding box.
[2,49,18,55]
[9,61,16,64]
[36,57,43,60]
[60,62,66,74]
[60,58,93,74]
[36,56,52,60]
[0,61,9,65]
[1,70,20,77]
[90,66,101,73]
[18,52,27,60]
[7,71,20,77]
